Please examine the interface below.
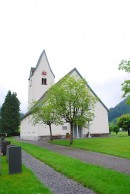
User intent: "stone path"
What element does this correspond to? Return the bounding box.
[22,150,95,194]
[21,139,130,175]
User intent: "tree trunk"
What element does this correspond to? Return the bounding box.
[70,122,73,145]
[49,124,53,141]
[128,128,130,136]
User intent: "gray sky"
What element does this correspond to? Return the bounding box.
[0,0,130,113]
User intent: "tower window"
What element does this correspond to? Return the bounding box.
[41,78,47,85]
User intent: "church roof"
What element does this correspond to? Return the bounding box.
[22,67,108,120]
[68,68,108,111]
[28,50,55,80]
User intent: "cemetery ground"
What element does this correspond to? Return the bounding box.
[0,156,52,194]
[3,136,130,194]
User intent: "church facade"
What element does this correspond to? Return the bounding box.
[20,50,109,140]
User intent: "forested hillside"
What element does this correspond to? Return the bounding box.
[108,98,130,122]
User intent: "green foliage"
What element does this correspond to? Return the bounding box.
[119,60,130,72]
[32,101,63,141]
[32,75,97,144]
[119,60,130,102]
[109,123,119,134]
[0,106,2,133]
[1,91,20,136]
[117,114,130,135]
[108,98,130,122]
[49,75,97,144]
[9,138,130,194]
[32,102,63,126]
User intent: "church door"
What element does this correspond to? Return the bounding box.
[73,125,82,138]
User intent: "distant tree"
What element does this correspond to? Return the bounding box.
[119,60,130,104]
[0,106,2,133]
[1,91,20,136]
[32,101,63,141]
[50,75,97,144]
[117,114,130,136]
[109,123,119,134]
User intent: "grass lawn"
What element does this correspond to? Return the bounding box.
[51,134,130,159]
[110,131,128,137]
[6,138,130,194]
[0,156,52,194]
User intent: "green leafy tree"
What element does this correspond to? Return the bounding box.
[1,91,20,136]
[32,101,63,141]
[0,106,2,134]
[50,76,97,144]
[109,123,119,134]
[117,114,130,136]
[119,60,130,103]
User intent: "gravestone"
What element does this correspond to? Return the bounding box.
[8,146,22,174]
[1,141,11,156]
[6,145,16,162]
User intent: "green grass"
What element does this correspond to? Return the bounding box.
[110,131,128,137]
[6,138,130,194]
[0,156,52,194]
[51,135,130,159]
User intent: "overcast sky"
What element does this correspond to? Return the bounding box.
[0,0,130,113]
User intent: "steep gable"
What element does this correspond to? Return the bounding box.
[29,50,55,80]
[68,68,108,111]
[28,50,55,106]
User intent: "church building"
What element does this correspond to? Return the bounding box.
[20,50,109,140]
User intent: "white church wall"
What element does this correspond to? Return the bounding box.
[20,50,109,141]
[20,116,39,140]
[70,69,109,135]
[89,101,109,134]
[28,53,54,107]
[38,122,70,136]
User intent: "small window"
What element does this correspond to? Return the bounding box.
[41,78,47,85]
[62,126,67,130]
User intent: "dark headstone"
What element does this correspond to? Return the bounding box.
[6,145,16,162]
[1,141,11,156]
[8,146,22,174]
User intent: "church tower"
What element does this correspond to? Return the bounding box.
[28,50,55,108]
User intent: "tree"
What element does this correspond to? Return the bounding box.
[119,60,130,104]
[1,91,20,136]
[117,114,130,136]
[50,75,97,144]
[109,123,119,134]
[0,106,2,134]
[32,101,63,141]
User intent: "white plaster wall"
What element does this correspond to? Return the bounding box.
[89,101,109,134]
[20,116,39,140]
[70,69,109,135]
[38,122,70,136]
[20,114,71,140]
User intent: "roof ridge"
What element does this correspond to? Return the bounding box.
[29,50,55,80]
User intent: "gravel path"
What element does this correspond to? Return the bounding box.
[22,150,95,194]
[20,139,130,175]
